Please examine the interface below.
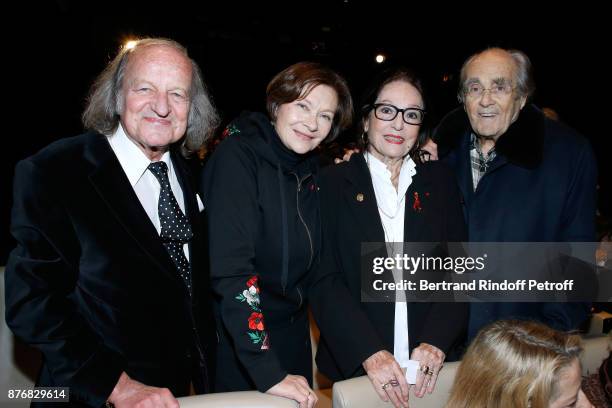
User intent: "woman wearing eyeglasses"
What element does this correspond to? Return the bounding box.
[314,67,469,405]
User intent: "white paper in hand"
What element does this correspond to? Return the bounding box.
[405,360,419,384]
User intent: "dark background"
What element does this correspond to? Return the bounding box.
[3,3,610,264]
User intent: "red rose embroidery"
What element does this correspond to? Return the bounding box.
[236,275,267,348]
[246,276,260,294]
[246,276,258,288]
[248,312,265,331]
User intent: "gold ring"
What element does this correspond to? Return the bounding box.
[382,382,391,390]
[426,368,434,376]
[420,365,430,374]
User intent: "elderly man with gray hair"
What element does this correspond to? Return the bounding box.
[435,47,597,342]
[5,38,219,407]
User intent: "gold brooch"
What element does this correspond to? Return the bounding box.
[356,193,364,202]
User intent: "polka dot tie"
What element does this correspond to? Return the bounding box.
[148,161,193,293]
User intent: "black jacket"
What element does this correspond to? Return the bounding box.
[436,105,597,339]
[315,154,469,381]
[201,112,322,392]
[5,132,214,407]
[436,104,597,243]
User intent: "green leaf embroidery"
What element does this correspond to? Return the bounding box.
[247,331,264,344]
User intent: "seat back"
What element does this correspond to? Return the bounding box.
[332,361,460,408]
[332,335,610,408]
[178,391,297,407]
[581,335,610,375]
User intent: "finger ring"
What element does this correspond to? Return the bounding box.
[426,368,434,376]
[420,365,430,374]
[382,382,391,390]
[389,379,400,387]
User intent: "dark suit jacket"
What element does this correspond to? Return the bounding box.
[314,154,469,381]
[436,105,597,339]
[4,132,214,407]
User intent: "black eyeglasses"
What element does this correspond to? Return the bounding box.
[370,103,426,125]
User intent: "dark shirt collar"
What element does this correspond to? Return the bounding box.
[436,104,545,169]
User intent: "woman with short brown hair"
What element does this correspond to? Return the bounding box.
[202,62,353,407]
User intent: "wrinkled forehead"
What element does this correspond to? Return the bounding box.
[125,44,192,79]
[464,51,518,85]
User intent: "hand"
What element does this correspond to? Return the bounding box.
[108,372,179,408]
[363,350,409,408]
[410,343,445,398]
[266,374,317,408]
[334,147,360,164]
[420,138,438,161]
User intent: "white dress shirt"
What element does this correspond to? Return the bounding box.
[106,125,190,260]
[365,152,417,368]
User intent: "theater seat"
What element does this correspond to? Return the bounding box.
[332,360,460,408]
[332,335,610,408]
[177,313,332,407]
[178,388,332,407]
[581,335,610,374]
[178,391,297,407]
[3,264,607,408]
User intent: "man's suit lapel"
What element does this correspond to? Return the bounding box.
[456,134,475,206]
[85,134,186,290]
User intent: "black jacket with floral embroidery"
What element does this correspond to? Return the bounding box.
[201,111,322,392]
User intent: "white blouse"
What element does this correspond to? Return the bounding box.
[365,151,416,368]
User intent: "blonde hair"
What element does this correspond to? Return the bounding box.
[445,320,582,408]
